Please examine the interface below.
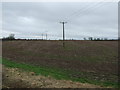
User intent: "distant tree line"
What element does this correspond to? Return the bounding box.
[1,34,47,41]
[2,34,15,40]
[83,37,118,41]
[1,34,119,41]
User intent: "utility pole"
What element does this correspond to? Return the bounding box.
[60,21,67,47]
[42,34,43,40]
[46,33,47,40]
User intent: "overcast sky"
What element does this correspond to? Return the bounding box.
[1,1,118,40]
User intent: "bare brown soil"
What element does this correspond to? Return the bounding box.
[2,40,118,84]
[2,65,105,88]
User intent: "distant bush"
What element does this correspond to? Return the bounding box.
[2,34,15,40]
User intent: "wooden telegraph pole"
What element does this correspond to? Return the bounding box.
[60,22,67,47]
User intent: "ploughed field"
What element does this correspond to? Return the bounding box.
[2,40,118,86]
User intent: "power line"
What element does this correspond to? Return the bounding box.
[67,1,105,20]
[64,0,106,22]
[66,2,100,19]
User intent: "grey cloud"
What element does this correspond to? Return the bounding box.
[2,2,118,40]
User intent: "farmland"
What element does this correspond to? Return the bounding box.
[2,40,118,87]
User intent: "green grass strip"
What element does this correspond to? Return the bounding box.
[1,58,119,88]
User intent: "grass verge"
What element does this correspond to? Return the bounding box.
[1,58,119,88]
